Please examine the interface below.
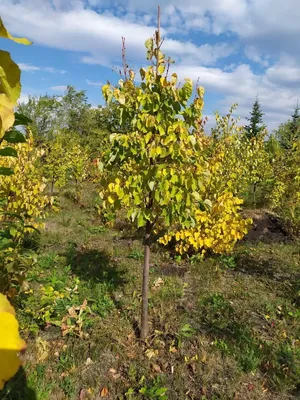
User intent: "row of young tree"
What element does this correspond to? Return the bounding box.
[1,11,300,387]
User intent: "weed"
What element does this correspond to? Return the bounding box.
[126,376,168,400]
[59,375,76,398]
[200,293,233,331]
[218,254,236,270]
[90,225,107,234]
[213,339,230,354]
[128,249,144,260]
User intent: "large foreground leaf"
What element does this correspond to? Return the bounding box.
[0,294,26,390]
[0,18,32,45]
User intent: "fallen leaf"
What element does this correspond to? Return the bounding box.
[85,357,93,365]
[68,306,77,318]
[151,363,161,373]
[201,353,207,363]
[145,348,158,360]
[36,337,50,362]
[152,278,164,290]
[100,386,109,397]
[109,368,116,374]
[79,388,85,400]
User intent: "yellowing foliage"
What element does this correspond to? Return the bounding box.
[0,293,26,390]
[0,130,51,229]
[159,192,251,255]
[41,133,89,197]
[0,18,31,137]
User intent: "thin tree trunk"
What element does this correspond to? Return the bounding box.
[141,221,151,339]
[253,182,257,209]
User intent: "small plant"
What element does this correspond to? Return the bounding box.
[59,375,76,398]
[87,224,107,234]
[218,254,236,270]
[188,253,204,265]
[128,249,144,260]
[213,339,230,354]
[201,294,233,331]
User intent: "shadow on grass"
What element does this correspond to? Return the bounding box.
[235,251,300,302]
[65,243,127,289]
[0,367,36,400]
[235,252,275,279]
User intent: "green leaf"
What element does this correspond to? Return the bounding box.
[145,38,153,52]
[204,199,212,208]
[155,388,168,395]
[140,68,146,80]
[137,213,145,228]
[13,112,32,126]
[148,181,155,191]
[180,78,193,101]
[3,130,26,143]
[0,147,17,157]
[0,166,14,175]
[118,94,125,105]
[197,86,205,98]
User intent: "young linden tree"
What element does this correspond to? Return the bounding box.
[100,11,209,339]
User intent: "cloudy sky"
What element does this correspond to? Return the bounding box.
[1,0,300,131]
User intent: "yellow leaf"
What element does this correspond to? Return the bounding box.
[0,93,15,136]
[0,294,26,390]
[0,293,15,315]
[100,386,109,397]
[0,18,32,45]
[0,50,21,104]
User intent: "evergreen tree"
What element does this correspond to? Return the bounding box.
[290,103,300,140]
[276,103,300,149]
[245,97,265,139]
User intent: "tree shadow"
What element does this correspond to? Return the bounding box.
[65,243,127,288]
[0,367,36,400]
[234,251,300,303]
[235,252,276,279]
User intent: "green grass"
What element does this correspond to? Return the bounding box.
[1,191,300,399]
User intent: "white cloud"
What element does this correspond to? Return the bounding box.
[18,63,66,74]
[18,63,40,72]
[265,57,300,88]
[174,62,299,132]
[44,67,66,74]
[244,46,269,67]
[163,40,236,66]
[86,79,102,86]
[50,85,68,91]
[0,1,235,68]
[3,0,300,130]
[18,93,30,104]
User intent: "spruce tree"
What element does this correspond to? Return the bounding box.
[290,103,300,140]
[245,97,265,139]
[277,103,300,149]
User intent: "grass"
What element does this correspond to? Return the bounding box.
[1,191,300,399]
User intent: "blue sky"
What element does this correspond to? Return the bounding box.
[1,0,300,131]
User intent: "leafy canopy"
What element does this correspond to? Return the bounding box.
[100,35,207,232]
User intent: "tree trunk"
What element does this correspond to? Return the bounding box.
[253,182,257,209]
[51,180,55,196]
[141,221,151,339]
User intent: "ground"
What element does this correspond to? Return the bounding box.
[1,189,300,400]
